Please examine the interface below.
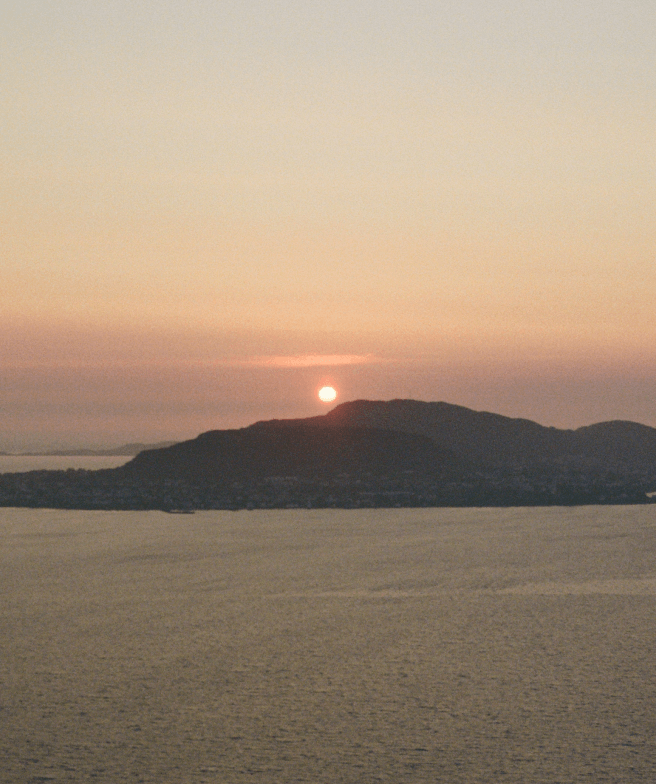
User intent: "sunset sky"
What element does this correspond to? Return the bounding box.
[2,1,656,449]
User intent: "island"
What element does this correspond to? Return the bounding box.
[1,400,655,510]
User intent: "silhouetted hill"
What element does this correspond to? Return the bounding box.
[3,401,654,509]
[253,399,656,471]
[568,421,656,467]
[120,425,457,482]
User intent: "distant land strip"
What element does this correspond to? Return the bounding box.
[12,442,178,457]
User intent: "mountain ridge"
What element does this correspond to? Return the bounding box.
[121,424,460,482]
[250,399,656,470]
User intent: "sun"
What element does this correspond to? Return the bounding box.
[318,386,337,403]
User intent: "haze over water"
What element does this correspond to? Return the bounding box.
[2,504,655,782]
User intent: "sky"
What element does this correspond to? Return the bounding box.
[2,0,656,449]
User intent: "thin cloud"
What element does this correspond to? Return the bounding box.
[236,354,383,368]
[2,354,389,370]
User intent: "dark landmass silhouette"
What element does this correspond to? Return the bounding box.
[252,399,656,471]
[121,425,458,483]
[1,399,655,510]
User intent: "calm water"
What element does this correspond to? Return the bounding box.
[1,505,655,783]
[0,455,130,473]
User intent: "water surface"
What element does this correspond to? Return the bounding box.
[1,506,655,783]
[0,455,130,473]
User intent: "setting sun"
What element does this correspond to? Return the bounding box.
[318,386,337,403]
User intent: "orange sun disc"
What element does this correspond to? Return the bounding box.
[318,386,337,403]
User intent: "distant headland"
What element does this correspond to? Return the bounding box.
[2,399,656,510]
[11,442,178,457]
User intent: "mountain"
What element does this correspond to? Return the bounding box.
[252,399,656,471]
[120,425,458,482]
[120,399,656,481]
[3,400,654,509]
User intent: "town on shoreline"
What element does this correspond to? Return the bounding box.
[0,464,651,512]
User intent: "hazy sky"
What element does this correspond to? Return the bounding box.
[2,1,656,449]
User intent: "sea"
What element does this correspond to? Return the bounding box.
[0,455,131,473]
[1,454,655,783]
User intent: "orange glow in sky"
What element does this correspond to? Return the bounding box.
[2,1,656,449]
